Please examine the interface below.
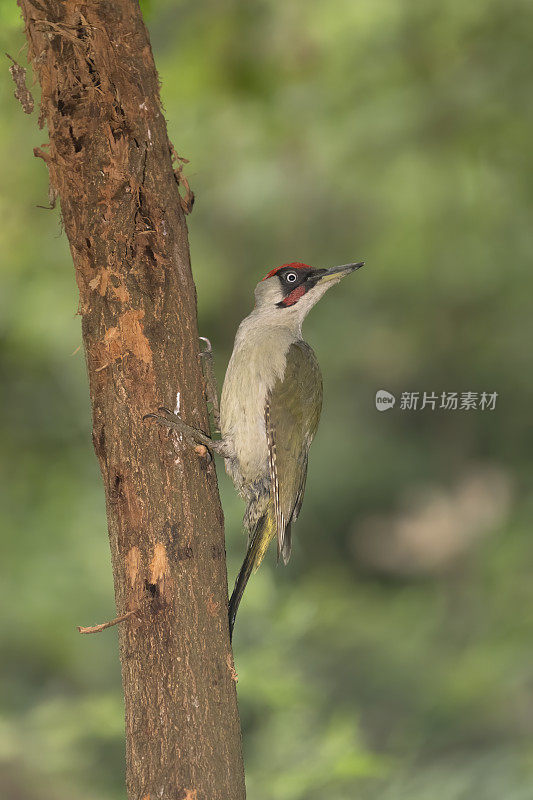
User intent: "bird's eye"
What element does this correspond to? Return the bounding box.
[286,272,297,283]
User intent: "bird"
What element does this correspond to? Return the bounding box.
[145,260,364,639]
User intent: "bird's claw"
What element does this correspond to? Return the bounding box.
[144,408,193,445]
[199,336,212,355]
[198,337,221,431]
[144,406,217,459]
[157,406,176,416]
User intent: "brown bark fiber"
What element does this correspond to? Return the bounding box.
[17,1,246,798]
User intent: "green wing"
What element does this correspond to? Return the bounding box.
[265,341,323,564]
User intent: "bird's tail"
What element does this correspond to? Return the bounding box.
[228,509,276,640]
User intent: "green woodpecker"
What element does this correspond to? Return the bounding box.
[146,260,364,639]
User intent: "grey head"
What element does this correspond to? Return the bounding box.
[253,261,364,328]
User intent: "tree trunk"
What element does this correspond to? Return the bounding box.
[17,2,246,798]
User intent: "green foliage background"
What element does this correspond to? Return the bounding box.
[1,0,532,797]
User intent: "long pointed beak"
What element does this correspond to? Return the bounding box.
[316,261,365,284]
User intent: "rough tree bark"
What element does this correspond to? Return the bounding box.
[17,2,246,798]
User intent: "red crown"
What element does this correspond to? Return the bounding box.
[262,262,311,281]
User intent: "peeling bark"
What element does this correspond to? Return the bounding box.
[17,1,246,798]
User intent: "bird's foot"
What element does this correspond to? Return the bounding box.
[144,406,229,458]
[199,337,220,431]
